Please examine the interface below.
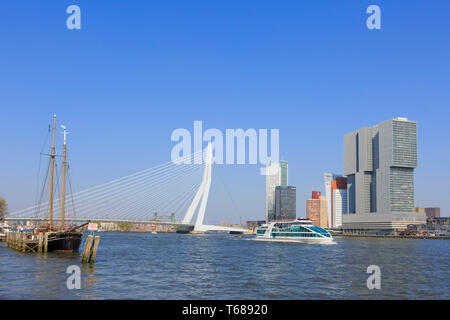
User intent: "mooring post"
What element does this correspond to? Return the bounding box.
[44,233,48,253]
[81,235,93,263]
[22,233,27,252]
[89,236,101,263]
[38,233,43,253]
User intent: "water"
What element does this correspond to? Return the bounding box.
[0,233,449,299]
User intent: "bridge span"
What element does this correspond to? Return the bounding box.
[6,143,248,234]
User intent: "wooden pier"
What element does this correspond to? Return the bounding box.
[6,231,43,253]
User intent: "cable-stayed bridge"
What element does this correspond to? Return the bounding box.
[5,143,247,233]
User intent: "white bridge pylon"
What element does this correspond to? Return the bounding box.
[181,142,247,233]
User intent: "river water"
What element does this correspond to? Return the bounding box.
[0,232,449,299]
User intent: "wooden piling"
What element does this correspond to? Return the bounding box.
[38,233,43,253]
[81,235,93,263]
[22,233,26,252]
[90,236,101,263]
[44,233,48,253]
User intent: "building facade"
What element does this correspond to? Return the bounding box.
[425,207,440,219]
[306,191,328,228]
[324,174,347,228]
[275,186,296,221]
[342,117,426,231]
[265,161,288,222]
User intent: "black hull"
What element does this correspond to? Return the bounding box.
[47,231,83,252]
[176,225,195,234]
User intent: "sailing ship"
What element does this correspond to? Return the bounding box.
[37,115,85,252]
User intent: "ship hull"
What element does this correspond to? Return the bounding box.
[47,231,83,252]
[254,236,335,244]
[176,225,195,234]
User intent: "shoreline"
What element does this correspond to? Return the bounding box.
[333,234,450,240]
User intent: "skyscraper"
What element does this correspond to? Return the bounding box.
[280,160,288,187]
[306,191,328,228]
[265,161,288,222]
[342,117,426,232]
[324,173,347,228]
[275,186,296,221]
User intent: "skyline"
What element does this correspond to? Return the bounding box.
[1,1,450,223]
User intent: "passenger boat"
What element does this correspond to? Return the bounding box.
[255,219,334,244]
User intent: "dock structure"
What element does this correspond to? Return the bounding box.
[6,231,41,253]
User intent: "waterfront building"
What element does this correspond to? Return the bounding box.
[265,161,288,222]
[306,191,328,228]
[275,186,296,221]
[246,220,266,229]
[342,117,426,232]
[324,174,347,228]
[425,207,440,219]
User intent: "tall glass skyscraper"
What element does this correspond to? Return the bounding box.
[275,186,296,221]
[265,161,288,222]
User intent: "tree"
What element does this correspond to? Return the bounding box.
[0,196,8,220]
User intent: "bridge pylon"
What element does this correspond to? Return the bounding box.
[181,142,247,233]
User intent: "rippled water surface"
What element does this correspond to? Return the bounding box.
[1,232,449,299]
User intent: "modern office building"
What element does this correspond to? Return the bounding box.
[280,160,288,187]
[342,117,426,232]
[265,161,288,222]
[306,191,328,228]
[324,174,347,228]
[275,186,296,221]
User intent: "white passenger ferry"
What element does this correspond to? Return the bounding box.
[255,219,334,244]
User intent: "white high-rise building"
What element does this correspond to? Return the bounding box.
[333,188,347,228]
[266,163,280,222]
[324,173,347,228]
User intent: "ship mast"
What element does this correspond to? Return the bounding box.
[48,115,56,231]
[60,125,67,229]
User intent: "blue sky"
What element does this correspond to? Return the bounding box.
[1,1,449,223]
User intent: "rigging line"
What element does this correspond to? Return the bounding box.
[127,180,200,222]
[134,180,202,222]
[67,166,77,219]
[89,175,201,221]
[152,178,201,216]
[42,151,205,206]
[11,155,204,216]
[214,164,242,218]
[106,168,202,221]
[15,149,205,215]
[61,163,203,215]
[10,149,205,216]
[213,166,233,221]
[113,172,203,221]
[170,182,200,220]
[62,157,204,203]
[34,157,51,219]
[158,183,199,221]
[73,165,202,219]
[58,148,205,195]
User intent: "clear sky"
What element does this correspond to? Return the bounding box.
[1,1,449,223]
